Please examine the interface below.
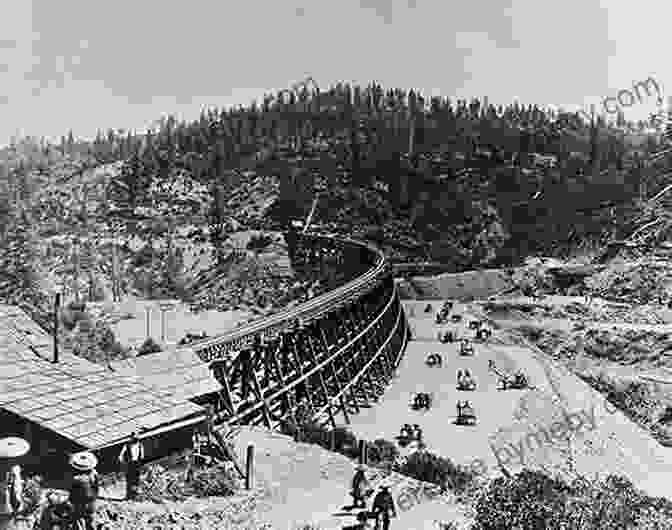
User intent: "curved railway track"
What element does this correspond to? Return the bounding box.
[192,233,389,362]
[190,232,409,430]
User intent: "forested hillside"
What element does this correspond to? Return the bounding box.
[1,81,671,329]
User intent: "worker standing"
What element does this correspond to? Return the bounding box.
[372,484,396,530]
[350,465,370,508]
[68,452,99,530]
[118,432,145,500]
[6,465,24,517]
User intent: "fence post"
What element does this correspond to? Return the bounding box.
[358,440,366,465]
[245,445,254,490]
[330,429,336,452]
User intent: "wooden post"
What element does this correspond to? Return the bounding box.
[251,367,273,429]
[112,223,119,302]
[288,333,316,413]
[144,307,151,340]
[212,360,235,416]
[365,371,382,400]
[245,445,254,490]
[305,333,337,428]
[379,348,393,379]
[53,292,60,363]
[269,340,296,425]
[330,429,336,451]
[342,364,361,414]
[319,327,351,424]
[358,440,366,465]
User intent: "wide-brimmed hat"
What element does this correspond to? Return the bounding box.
[69,451,98,471]
[0,437,30,458]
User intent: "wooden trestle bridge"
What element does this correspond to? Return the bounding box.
[191,232,410,430]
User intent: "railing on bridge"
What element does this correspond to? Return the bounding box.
[192,232,409,429]
[191,233,388,362]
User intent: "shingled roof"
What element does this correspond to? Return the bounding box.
[0,304,207,450]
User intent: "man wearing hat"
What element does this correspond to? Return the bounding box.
[68,451,99,530]
[6,464,24,516]
[372,483,396,530]
[350,464,371,509]
[118,432,145,500]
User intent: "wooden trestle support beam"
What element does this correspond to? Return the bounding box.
[206,276,407,431]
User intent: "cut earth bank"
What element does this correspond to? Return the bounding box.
[366,289,672,502]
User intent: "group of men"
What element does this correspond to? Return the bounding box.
[10,432,146,530]
[457,369,475,389]
[400,423,423,442]
[412,392,432,410]
[434,301,454,324]
[351,465,397,530]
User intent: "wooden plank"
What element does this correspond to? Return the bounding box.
[305,332,336,428]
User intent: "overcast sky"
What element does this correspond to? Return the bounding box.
[0,0,668,145]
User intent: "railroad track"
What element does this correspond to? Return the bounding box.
[192,234,388,361]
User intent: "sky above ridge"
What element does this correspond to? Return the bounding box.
[0,0,669,145]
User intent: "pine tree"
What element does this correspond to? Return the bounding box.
[208,183,228,264]
[0,209,41,305]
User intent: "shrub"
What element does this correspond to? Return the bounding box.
[66,301,87,312]
[473,471,672,530]
[247,233,274,251]
[331,426,357,454]
[300,420,331,447]
[279,418,300,439]
[190,465,237,497]
[474,470,571,530]
[131,244,155,268]
[60,305,89,331]
[366,438,399,468]
[70,317,126,363]
[137,337,162,356]
[138,464,170,503]
[107,341,127,358]
[400,451,476,493]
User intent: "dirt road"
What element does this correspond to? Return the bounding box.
[348,300,672,501]
[346,301,525,474]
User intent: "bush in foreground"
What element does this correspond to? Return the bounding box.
[288,418,475,493]
[474,470,672,529]
[138,462,238,502]
[137,336,162,356]
[189,465,238,497]
[366,438,400,469]
[400,451,477,493]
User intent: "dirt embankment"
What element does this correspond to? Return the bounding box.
[81,426,455,530]
[402,254,672,474]
[476,288,672,451]
[397,268,513,300]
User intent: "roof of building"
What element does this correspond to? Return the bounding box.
[0,304,207,450]
[110,346,221,403]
